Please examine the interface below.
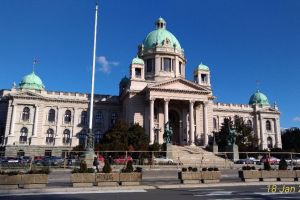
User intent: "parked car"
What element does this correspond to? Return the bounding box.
[260,156,279,165]
[153,156,174,164]
[4,157,20,163]
[42,156,64,166]
[19,156,32,163]
[32,156,45,165]
[235,158,255,164]
[113,155,133,164]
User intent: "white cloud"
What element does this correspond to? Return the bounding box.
[96,56,119,74]
[293,117,300,122]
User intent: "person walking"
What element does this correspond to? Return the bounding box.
[93,157,100,172]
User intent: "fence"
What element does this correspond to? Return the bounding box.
[1,151,300,171]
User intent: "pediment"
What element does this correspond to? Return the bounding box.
[148,78,211,93]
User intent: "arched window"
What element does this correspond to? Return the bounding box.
[267,137,273,149]
[63,129,71,144]
[213,118,217,130]
[64,110,72,123]
[247,120,252,128]
[266,120,271,131]
[20,127,28,144]
[22,107,30,121]
[94,130,103,145]
[46,128,54,144]
[81,111,88,125]
[79,130,86,146]
[95,111,103,124]
[48,109,56,122]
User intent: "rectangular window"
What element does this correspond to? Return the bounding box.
[201,74,207,83]
[45,150,52,157]
[179,62,182,74]
[172,59,175,71]
[135,68,141,78]
[163,58,171,72]
[146,59,153,73]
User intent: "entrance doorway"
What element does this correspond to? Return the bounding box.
[169,110,180,145]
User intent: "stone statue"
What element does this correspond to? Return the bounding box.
[163,122,173,144]
[227,127,236,146]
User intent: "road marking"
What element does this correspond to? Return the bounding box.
[0,190,147,197]
[189,188,224,191]
[194,191,233,196]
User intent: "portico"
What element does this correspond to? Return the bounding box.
[147,78,212,146]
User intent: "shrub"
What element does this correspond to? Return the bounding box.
[208,167,214,171]
[293,167,300,170]
[121,160,134,173]
[134,167,142,173]
[102,160,112,173]
[279,158,288,170]
[202,168,207,171]
[27,168,50,174]
[188,166,193,171]
[182,167,187,172]
[251,166,256,170]
[80,161,87,172]
[264,161,271,171]
[213,168,219,171]
[192,167,198,172]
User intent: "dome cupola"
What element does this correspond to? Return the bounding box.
[249,90,270,106]
[142,17,181,50]
[19,71,45,90]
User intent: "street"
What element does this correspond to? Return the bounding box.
[2,185,300,200]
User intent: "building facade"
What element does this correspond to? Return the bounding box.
[0,18,281,157]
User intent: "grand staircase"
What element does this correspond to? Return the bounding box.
[167,145,233,168]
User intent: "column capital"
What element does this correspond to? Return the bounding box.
[164,98,170,103]
[189,100,195,104]
[149,97,156,101]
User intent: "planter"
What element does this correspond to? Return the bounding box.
[201,171,221,183]
[295,170,300,181]
[119,172,142,186]
[178,172,202,184]
[95,173,119,186]
[278,170,296,182]
[238,170,261,182]
[0,175,21,189]
[71,173,95,187]
[20,174,48,188]
[261,170,278,182]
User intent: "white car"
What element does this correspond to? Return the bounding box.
[153,156,174,164]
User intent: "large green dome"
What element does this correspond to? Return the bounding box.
[19,72,45,90]
[249,90,269,106]
[143,18,181,50]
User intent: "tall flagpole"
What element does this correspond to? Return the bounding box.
[86,3,98,154]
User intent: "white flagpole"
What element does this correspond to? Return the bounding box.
[87,2,98,150]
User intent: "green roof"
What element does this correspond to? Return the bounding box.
[143,18,181,50]
[19,72,45,90]
[249,90,270,106]
[197,63,209,71]
[132,56,144,65]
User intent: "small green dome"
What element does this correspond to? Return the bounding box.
[120,76,129,85]
[249,90,270,106]
[197,63,209,71]
[143,18,181,50]
[19,72,45,90]
[132,56,144,65]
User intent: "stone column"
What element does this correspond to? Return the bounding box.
[164,98,169,125]
[203,101,209,146]
[189,100,195,146]
[33,105,39,136]
[149,98,155,144]
[259,113,265,149]
[275,118,282,148]
[9,104,16,135]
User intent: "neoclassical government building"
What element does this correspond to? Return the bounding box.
[0,18,281,157]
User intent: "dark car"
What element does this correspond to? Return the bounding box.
[235,158,254,164]
[42,156,64,166]
[20,156,32,163]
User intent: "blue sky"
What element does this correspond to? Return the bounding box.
[0,0,299,129]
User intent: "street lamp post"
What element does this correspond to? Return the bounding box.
[84,3,98,168]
